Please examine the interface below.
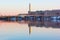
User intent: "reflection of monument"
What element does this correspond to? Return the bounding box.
[29,3,31,34]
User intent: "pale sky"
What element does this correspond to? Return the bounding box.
[0,0,60,15]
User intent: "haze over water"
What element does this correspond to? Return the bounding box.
[0,22,60,40]
[0,0,60,40]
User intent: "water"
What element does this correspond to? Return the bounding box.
[0,22,60,40]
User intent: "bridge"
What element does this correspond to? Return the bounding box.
[0,3,60,34]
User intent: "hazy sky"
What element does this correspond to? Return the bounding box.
[0,0,60,15]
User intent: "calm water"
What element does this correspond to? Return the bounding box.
[0,22,60,40]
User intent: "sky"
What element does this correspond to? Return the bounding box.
[0,0,60,15]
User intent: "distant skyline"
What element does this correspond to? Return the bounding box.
[0,0,60,15]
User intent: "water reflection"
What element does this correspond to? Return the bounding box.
[29,20,60,28]
[0,22,60,40]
